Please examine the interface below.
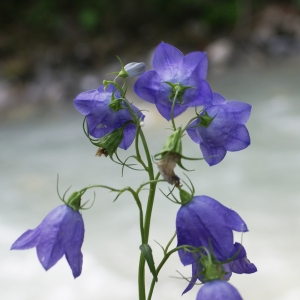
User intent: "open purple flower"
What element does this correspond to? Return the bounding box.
[134,42,212,120]
[74,84,144,150]
[196,280,242,300]
[176,195,248,266]
[11,204,84,278]
[187,92,251,166]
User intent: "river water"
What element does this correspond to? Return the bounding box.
[1,58,300,300]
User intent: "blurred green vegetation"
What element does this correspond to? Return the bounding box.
[0,0,299,74]
[1,0,299,38]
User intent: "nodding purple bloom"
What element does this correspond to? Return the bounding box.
[176,196,248,266]
[196,280,242,300]
[187,92,251,166]
[11,205,84,278]
[134,42,212,121]
[182,243,257,294]
[74,84,145,150]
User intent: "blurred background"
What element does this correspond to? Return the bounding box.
[1,0,300,299]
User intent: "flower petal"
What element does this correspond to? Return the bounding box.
[225,125,250,151]
[36,205,69,270]
[185,80,213,107]
[200,142,227,166]
[152,42,184,81]
[62,208,85,278]
[187,120,202,144]
[196,281,242,300]
[11,228,41,250]
[182,51,208,82]
[155,101,188,121]
[134,70,161,104]
[226,101,252,124]
[212,92,226,105]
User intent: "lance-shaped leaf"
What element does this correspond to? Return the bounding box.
[139,244,157,282]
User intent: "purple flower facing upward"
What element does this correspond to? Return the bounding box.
[11,204,84,278]
[176,195,248,266]
[134,42,212,120]
[74,84,145,150]
[196,280,242,300]
[187,92,251,166]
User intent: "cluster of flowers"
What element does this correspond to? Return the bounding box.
[11,42,256,299]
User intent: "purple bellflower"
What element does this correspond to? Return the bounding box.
[176,195,248,266]
[134,42,212,120]
[11,204,84,278]
[74,84,145,150]
[187,92,251,166]
[196,280,242,300]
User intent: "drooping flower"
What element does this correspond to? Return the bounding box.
[187,92,251,166]
[11,204,84,278]
[134,42,212,120]
[176,195,248,266]
[196,280,242,300]
[74,84,145,150]
[182,243,257,294]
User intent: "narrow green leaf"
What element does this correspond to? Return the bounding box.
[139,244,158,282]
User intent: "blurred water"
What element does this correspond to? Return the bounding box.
[1,58,300,300]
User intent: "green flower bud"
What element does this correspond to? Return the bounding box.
[94,126,126,158]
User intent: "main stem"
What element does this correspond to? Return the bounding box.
[137,128,157,300]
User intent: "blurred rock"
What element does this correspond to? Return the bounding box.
[251,4,300,56]
[205,38,235,70]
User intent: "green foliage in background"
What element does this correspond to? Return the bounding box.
[1,0,299,38]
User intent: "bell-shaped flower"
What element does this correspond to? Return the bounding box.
[74,84,145,151]
[11,204,84,278]
[187,92,251,166]
[196,280,242,300]
[134,42,212,120]
[176,195,248,266]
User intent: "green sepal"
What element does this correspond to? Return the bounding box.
[201,256,224,282]
[164,82,194,104]
[66,191,82,211]
[179,188,193,205]
[198,111,216,128]
[115,55,129,79]
[109,98,124,112]
[139,244,158,282]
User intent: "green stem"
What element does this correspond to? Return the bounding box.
[147,246,183,300]
[137,128,157,300]
[147,244,198,300]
